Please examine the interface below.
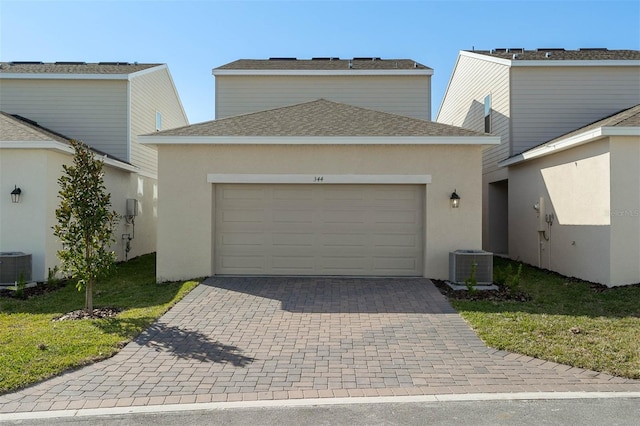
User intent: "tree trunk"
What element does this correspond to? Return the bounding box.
[86,279,93,317]
[85,236,93,317]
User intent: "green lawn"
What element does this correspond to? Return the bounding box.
[452,257,640,379]
[0,254,199,394]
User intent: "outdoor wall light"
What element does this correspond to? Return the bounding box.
[10,185,22,203]
[450,189,460,208]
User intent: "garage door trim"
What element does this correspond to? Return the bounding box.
[208,174,432,184]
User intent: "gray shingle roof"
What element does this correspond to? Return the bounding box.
[0,112,71,143]
[0,62,161,74]
[215,58,431,71]
[151,99,487,138]
[0,111,130,164]
[466,49,640,61]
[544,104,640,143]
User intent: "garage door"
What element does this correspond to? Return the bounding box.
[214,184,424,276]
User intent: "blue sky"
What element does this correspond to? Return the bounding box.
[2,1,639,124]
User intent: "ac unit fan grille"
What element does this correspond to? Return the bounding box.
[449,250,493,285]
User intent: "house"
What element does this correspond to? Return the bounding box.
[502,105,640,286]
[141,58,499,282]
[437,48,640,286]
[0,62,189,282]
[213,57,432,119]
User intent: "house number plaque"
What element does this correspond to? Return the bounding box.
[314,176,324,182]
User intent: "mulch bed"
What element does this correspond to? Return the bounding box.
[1,281,122,320]
[432,279,531,302]
[0,282,66,299]
[53,307,122,321]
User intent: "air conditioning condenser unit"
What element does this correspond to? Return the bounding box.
[449,250,493,285]
[0,252,32,285]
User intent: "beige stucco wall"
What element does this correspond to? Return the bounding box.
[0,149,49,281]
[0,148,157,282]
[609,135,640,286]
[508,138,614,285]
[155,143,484,282]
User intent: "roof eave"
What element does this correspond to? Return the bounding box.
[212,69,434,76]
[0,140,139,172]
[499,126,640,167]
[460,51,640,67]
[140,135,499,145]
[0,64,166,80]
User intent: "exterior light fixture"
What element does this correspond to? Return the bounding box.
[10,185,22,203]
[450,189,460,208]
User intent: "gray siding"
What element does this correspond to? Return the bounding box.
[130,68,189,175]
[215,75,431,120]
[436,54,511,174]
[510,66,640,154]
[0,79,129,161]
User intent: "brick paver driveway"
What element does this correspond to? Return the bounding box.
[2,278,639,413]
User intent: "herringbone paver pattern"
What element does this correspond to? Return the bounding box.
[1,278,638,413]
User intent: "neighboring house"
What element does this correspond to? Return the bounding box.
[0,62,189,282]
[437,48,640,286]
[213,57,433,119]
[501,105,640,287]
[141,57,499,282]
[0,113,137,282]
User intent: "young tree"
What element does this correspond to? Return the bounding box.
[54,139,119,316]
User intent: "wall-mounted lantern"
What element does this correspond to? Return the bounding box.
[10,185,22,203]
[450,189,460,208]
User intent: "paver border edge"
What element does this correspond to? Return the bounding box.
[2,392,640,421]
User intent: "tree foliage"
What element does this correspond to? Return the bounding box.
[53,139,119,315]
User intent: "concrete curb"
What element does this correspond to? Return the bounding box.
[2,391,640,421]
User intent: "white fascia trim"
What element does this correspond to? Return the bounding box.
[140,136,500,145]
[458,51,640,67]
[600,126,640,136]
[0,73,130,80]
[498,126,640,167]
[460,51,513,66]
[207,174,432,184]
[212,69,433,76]
[0,140,138,173]
[0,66,166,81]
[126,64,166,80]
[499,128,604,166]
[510,60,640,67]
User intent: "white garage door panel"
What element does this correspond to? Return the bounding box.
[215,184,424,276]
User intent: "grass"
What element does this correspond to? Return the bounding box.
[0,254,200,394]
[452,257,640,379]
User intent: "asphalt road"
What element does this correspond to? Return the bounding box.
[4,398,639,426]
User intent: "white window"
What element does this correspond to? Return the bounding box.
[155,111,162,131]
[484,94,491,133]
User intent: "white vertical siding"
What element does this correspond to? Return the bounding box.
[129,68,189,175]
[436,54,511,174]
[510,66,640,154]
[0,79,129,161]
[215,75,431,120]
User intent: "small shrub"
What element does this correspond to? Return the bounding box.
[494,263,523,290]
[46,266,62,289]
[465,262,478,293]
[15,272,27,299]
[506,264,523,290]
[493,264,510,285]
